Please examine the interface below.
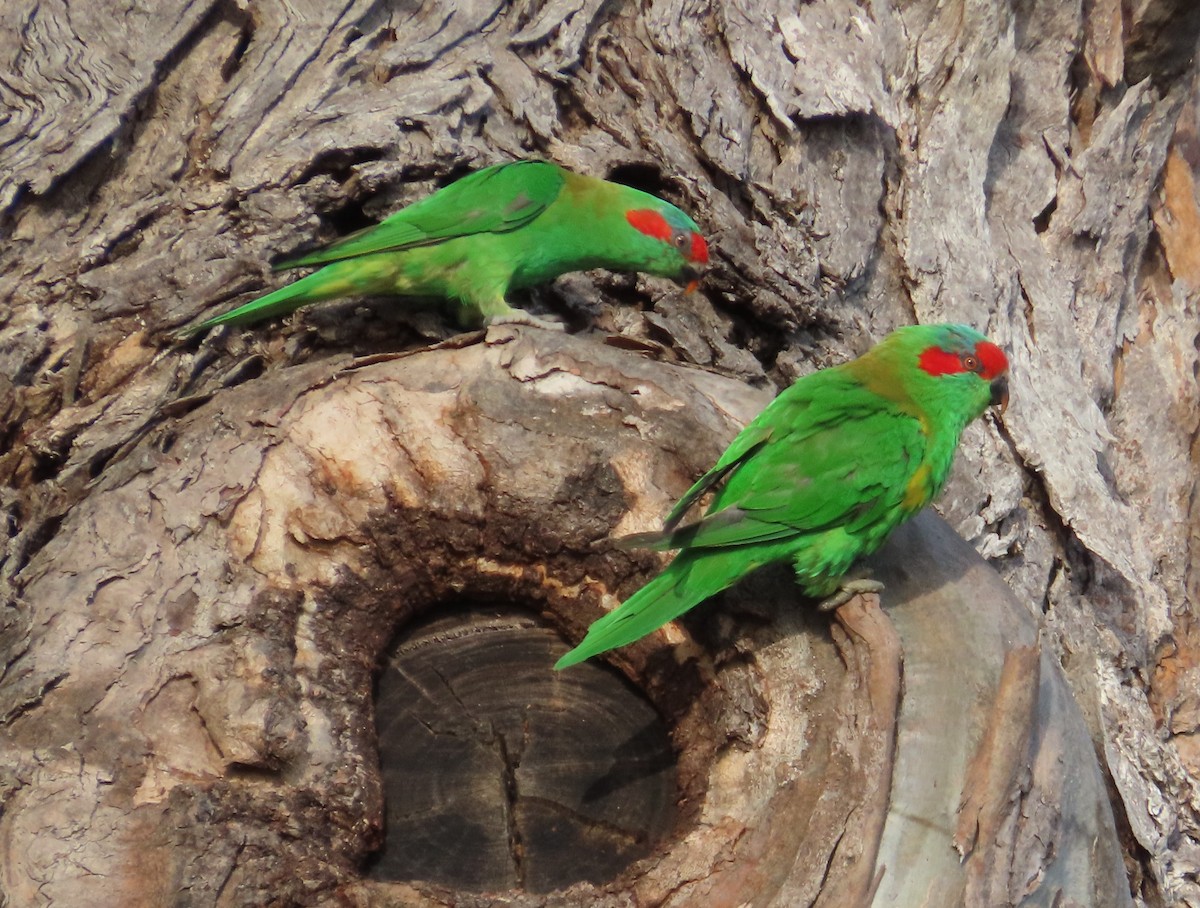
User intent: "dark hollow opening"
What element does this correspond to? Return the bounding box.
[367,601,678,894]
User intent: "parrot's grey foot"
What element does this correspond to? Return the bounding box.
[484,310,566,332]
[817,578,885,612]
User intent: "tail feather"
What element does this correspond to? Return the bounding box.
[554,553,733,669]
[188,259,389,333]
[613,528,676,551]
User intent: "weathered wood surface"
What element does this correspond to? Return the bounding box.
[1,330,1127,906]
[2,0,1199,904]
[371,606,678,893]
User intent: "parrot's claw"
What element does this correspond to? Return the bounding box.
[816,578,885,612]
[484,310,566,332]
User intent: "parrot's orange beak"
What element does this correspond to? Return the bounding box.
[990,376,1009,414]
[680,264,703,294]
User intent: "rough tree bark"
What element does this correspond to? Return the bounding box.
[2,1,1198,906]
[0,329,1131,907]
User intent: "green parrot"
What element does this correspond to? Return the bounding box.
[190,160,709,333]
[555,323,1009,670]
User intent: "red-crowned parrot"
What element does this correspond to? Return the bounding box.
[190,160,708,332]
[555,323,1010,669]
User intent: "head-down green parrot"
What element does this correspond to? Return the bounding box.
[190,160,709,333]
[555,323,1009,670]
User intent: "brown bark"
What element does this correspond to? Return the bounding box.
[1,330,1129,906]
[2,0,1198,905]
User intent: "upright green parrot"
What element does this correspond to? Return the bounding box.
[190,160,709,333]
[555,323,1009,669]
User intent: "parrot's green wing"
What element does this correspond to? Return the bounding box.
[688,409,926,547]
[279,161,566,268]
[633,379,929,552]
[662,423,774,530]
[560,391,928,670]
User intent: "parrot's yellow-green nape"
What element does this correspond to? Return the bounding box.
[554,323,1009,670]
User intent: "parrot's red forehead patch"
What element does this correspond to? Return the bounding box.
[627,209,673,242]
[974,340,1008,379]
[690,232,710,264]
[919,340,1009,379]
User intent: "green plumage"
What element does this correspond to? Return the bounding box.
[190,160,708,333]
[555,323,1010,669]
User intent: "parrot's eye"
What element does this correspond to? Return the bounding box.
[961,354,981,372]
[673,231,691,251]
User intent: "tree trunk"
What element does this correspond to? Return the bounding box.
[2,1,1198,906]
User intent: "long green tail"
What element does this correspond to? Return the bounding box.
[555,551,747,669]
[188,259,391,333]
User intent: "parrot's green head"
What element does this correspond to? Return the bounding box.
[872,323,1009,426]
[621,203,709,289]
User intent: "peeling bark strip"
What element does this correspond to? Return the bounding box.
[3,0,1199,903]
[955,644,1041,861]
[814,595,901,908]
[955,644,1042,904]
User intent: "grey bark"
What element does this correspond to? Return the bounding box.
[2,0,1198,905]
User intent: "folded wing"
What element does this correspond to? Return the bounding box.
[278,161,566,268]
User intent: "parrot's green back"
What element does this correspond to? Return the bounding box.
[189,160,709,333]
[277,161,568,267]
[555,324,1009,669]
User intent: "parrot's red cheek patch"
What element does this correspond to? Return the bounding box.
[627,209,673,242]
[975,341,1009,380]
[918,347,966,377]
[690,232,709,264]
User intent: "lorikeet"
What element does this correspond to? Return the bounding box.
[555,323,1009,669]
[190,160,708,333]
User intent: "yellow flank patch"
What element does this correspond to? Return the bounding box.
[903,462,933,511]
